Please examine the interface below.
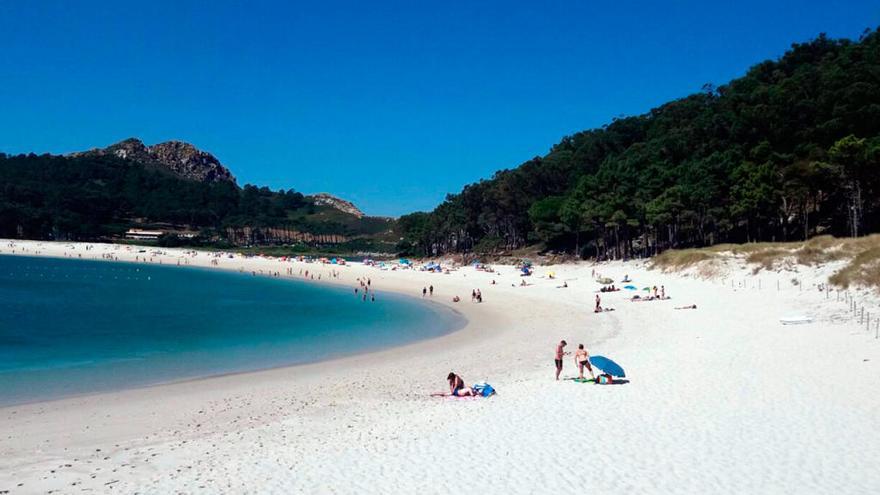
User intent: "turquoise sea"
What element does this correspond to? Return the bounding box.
[0,255,464,406]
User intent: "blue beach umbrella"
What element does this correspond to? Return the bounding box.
[623,285,636,290]
[590,355,625,377]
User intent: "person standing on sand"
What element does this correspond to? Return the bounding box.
[429,285,434,296]
[422,287,427,297]
[595,294,601,312]
[574,344,595,380]
[555,340,567,380]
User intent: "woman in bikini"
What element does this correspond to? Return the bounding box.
[447,372,475,396]
[574,344,595,380]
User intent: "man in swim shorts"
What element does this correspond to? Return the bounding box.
[555,340,567,380]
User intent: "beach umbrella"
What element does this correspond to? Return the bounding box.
[590,355,625,377]
[643,287,651,291]
[623,285,636,290]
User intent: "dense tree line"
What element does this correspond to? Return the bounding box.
[0,152,382,245]
[398,29,880,259]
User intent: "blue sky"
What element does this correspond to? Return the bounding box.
[1,1,878,216]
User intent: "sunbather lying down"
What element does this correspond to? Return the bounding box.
[675,304,697,310]
[594,307,615,313]
[631,295,658,302]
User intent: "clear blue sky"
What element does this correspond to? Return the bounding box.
[1,1,878,216]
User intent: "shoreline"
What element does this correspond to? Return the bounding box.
[2,239,879,493]
[0,252,468,406]
[0,243,476,410]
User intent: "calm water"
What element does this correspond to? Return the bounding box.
[0,255,463,406]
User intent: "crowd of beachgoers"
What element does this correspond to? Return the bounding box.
[2,239,878,493]
[2,240,682,396]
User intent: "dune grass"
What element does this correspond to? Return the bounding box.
[652,235,880,291]
[828,247,880,289]
[651,249,717,270]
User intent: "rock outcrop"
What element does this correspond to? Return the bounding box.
[72,138,236,184]
[311,193,365,218]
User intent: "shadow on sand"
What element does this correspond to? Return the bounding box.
[567,378,631,385]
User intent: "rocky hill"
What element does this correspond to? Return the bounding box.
[71,138,236,184]
[310,193,365,218]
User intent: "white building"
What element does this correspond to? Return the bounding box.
[124,229,164,240]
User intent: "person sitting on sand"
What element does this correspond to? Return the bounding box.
[447,372,475,396]
[453,295,460,302]
[574,344,595,380]
[675,304,697,310]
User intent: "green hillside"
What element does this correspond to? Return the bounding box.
[398,29,880,259]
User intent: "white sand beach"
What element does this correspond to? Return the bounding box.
[1,240,879,494]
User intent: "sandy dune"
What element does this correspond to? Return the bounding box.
[1,240,879,494]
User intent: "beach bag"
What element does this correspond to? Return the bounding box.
[597,374,613,385]
[472,382,496,397]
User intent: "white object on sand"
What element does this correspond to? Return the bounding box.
[779,315,813,325]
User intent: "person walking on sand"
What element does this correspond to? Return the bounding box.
[429,285,434,296]
[595,294,601,312]
[555,340,568,380]
[422,287,427,298]
[574,344,595,380]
